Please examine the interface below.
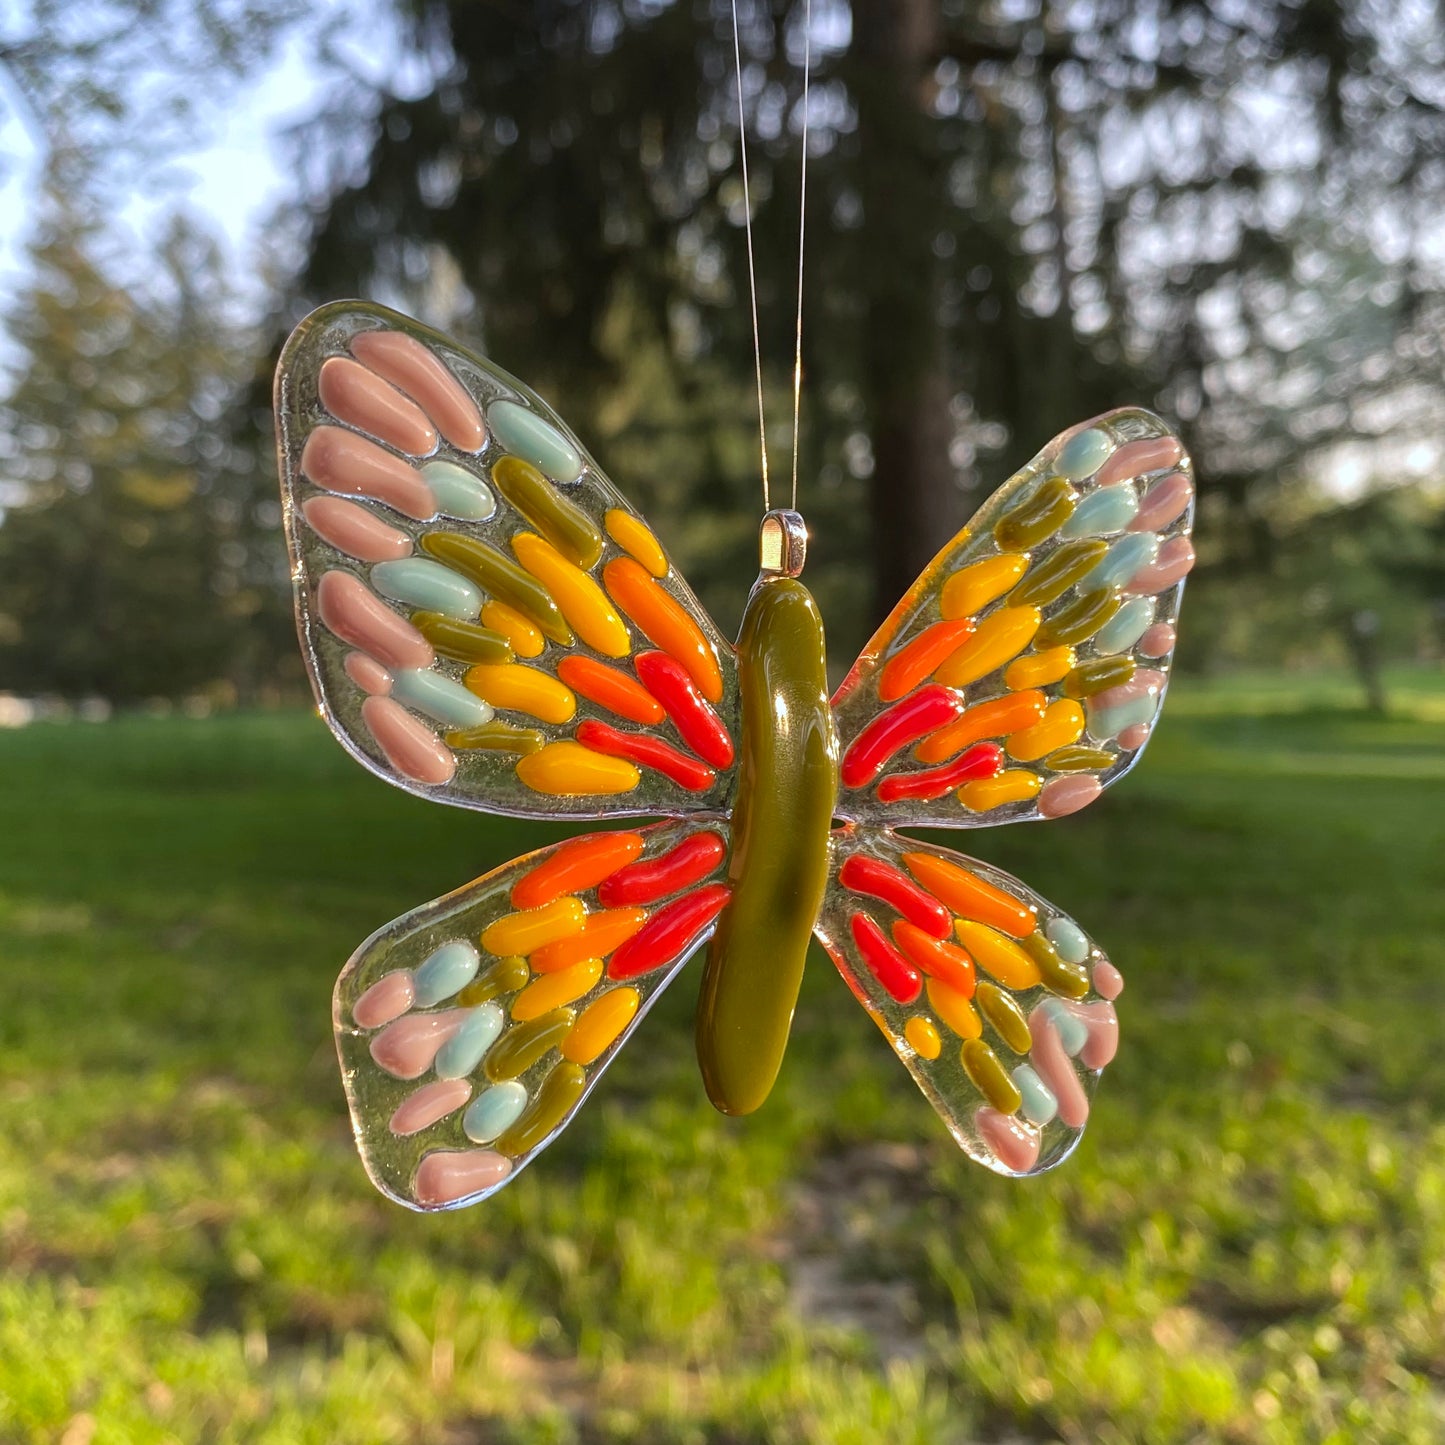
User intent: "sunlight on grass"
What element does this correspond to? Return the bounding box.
[0,668,1441,1442]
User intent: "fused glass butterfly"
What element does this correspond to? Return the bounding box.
[275,300,1196,1211]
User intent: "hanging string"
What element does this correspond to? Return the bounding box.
[730,0,812,516]
[730,0,770,511]
[789,0,811,512]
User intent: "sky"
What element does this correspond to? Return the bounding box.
[0,14,389,319]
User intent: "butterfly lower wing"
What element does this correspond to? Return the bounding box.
[832,411,1194,828]
[814,827,1122,1176]
[276,301,739,819]
[336,819,732,1209]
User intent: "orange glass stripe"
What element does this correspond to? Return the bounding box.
[914,689,1046,764]
[891,919,977,997]
[877,618,976,702]
[556,656,664,725]
[926,976,982,1041]
[528,906,648,974]
[900,852,1037,939]
[603,557,723,702]
[510,833,645,911]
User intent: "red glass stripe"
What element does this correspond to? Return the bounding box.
[597,832,728,908]
[840,684,965,789]
[607,883,733,981]
[848,912,923,1004]
[876,741,1005,804]
[634,651,735,769]
[575,719,716,792]
[838,854,951,938]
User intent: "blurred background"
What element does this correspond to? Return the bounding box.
[0,2,1441,1442]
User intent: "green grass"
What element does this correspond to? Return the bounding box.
[0,668,1441,1443]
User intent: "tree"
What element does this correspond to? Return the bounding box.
[0,187,294,702]
[7,0,1443,684]
[276,0,1445,666]
[276,1,1130,654]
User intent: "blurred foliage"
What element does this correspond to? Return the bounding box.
[279,0,1445,644]
[0,192,296,702]
[0,0,1442,699]
[1187,485,1445,709]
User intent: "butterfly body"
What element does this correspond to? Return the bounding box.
[699,569,837,1115]
[277,301,1196,1211]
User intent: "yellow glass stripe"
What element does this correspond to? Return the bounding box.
[957,769,1042,812]
[515,741,640,796]
[904,1016,942,1060]
[512,532,630,657]
[1006,699,1086,762]
[465,662,576,725]
[1003,645,1075,690]
[939,554,1028,620]
[481,600,545,658]
[605,509,668,578]
[561,986,641,1064]
[511,957,604,1022]
[481,896,587,957]
[954,921,1042,990]
[933,606,1042,688]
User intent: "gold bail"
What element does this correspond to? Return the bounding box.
[759,509,807,578]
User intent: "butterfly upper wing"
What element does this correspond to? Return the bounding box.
[276,301,739,819]
[831,410,1194,829]
[337,819,733,1210]
[815,827,1121,1176]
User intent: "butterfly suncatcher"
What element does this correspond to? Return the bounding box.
[275,300,1196,1211]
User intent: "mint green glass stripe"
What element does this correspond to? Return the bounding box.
[1035,997,1088,1056]
[371,558,482,621]
[1060,483,1138,538]
[422,461,496,521]
[1013,1064,1058,1125]
[391,668,494,729]
[434,1004,505,1080]
[1044,917,1090,965]
[487,400,583,484]
[1089,692,1159,741]
[462,1081,529,1143]
[1055,427,1114,481]
[1094,597,1155,654]
[413,941,481,1007]
[1082,532,1159,593]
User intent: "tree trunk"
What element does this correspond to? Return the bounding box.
[1346,610,1388,714]
[851,0,965,625]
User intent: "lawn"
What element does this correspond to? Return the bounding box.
[0,668,1441,1444]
